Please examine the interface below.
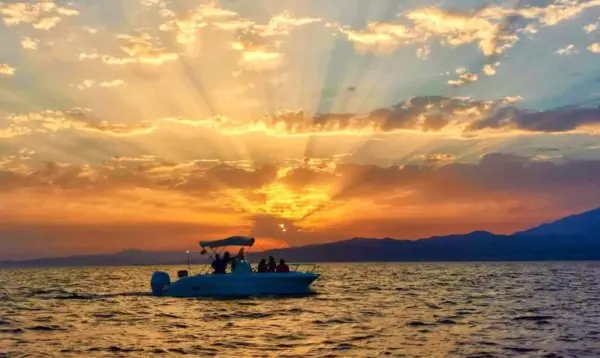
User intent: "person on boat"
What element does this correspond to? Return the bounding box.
[222,251,232,273]
[231,247,244,271]
[211,253,222,274]
[267,256,277,272]
[276,259,290,273]
[256,259,267,273]
[229,248,252,274]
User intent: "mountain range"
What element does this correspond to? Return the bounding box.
[1,207,599,267]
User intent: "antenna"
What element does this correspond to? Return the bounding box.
[186,250,191,273]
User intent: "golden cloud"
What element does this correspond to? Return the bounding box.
[589,43,600,53]
[483,63,499,76]
[0,63,15,76]
[6,108,155,136]
[20,36,39,50]
[448,68,478,87]
[231,40,283,71]
[76,79,126,90]
[79,33,178,65]
[252,11,321,37]
[341,1,600,57]
[0,1,78,30]
[163,95,600,136]
[338,22,417,55]
[584,21,599,33]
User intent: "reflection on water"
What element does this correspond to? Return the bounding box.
[2,263,600,357]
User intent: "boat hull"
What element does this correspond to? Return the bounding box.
[157,272,320,298]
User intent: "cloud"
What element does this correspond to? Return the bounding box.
[231,40,283,71]
[340,1,600,56]
[416,45,430,59]
[20,36,39,49]
[483,63,499,76]
[0,124,31,138]
[589,43,600,53]
[556,44,579,56]
[159,10,208,44]
[0,63,15,76]
[6,108,155,136]
[110,33,179,65]
[0,1,78,30]
[251,11,321,37]
[3,150,600,258]
[448,68,478,87]
[82,26,98,34]
[466,105,600,133]
[584,21,599,33]
[76,79,126,90]
[80,33,178,65]
[2,152,600,225]
[337,22,417,55]
[159,2,243,43]
[163,95,600,136]
[406,7,509,56]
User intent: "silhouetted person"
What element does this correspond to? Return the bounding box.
[212,253,227,274]
[276,259,290,273]
[267,256,277,272]
[223,251,232,273]
[257,259,267,273]
[211,253,221,273]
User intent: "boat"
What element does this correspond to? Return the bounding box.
[150,236,320,297]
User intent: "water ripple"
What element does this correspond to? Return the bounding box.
[1,263,600,357]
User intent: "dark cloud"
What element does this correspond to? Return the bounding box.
[467,106,600,133]
[225,96,600,135]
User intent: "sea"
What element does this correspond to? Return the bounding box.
[1,262,600,357]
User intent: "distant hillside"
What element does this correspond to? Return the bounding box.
[258,231,600,262]
[0,249,209,268]
[1,207,599,267]
[517,207,600,237]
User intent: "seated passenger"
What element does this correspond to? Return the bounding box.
[256,259,267,273]
[276,259,290,273]
[211,253,221,273]
[267,256,277,272]
[213,254,227,274]
[221,252,232,273]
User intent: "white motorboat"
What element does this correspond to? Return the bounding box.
[150,236,320,297]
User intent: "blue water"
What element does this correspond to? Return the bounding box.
[2,262,600,357]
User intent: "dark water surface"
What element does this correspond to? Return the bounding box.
[2,263,600,357]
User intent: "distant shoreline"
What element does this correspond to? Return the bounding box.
[3,258,600,269]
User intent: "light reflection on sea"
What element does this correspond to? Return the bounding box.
[1,262,600,357]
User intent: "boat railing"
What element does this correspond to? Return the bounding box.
[191,262,318,275]
[292,263,317,273]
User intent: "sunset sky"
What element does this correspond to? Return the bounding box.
[1,0,600,259]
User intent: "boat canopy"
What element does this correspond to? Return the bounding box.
[199,236,255,249]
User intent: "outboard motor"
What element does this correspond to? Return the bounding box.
[177,270,188,278]
[150,271,171,296]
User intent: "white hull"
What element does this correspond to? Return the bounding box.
[151,272,320,298]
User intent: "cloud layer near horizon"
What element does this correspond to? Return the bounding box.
[1,0,600,259]
[2,152,600,259]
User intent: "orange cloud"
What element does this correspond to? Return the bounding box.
[0,63,16,76]
[2,152,600,258]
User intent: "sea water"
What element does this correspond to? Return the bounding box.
[1,262,600,357]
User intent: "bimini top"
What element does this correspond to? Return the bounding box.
[199,236,255,248]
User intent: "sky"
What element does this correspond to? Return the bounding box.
[1,0,600,260]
